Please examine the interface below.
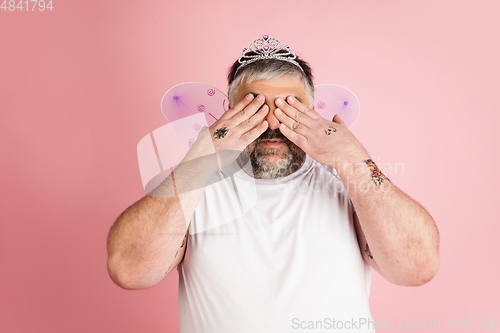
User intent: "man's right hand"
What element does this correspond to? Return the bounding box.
[193,93,269,170]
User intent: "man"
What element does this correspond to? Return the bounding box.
[107,36,440,332]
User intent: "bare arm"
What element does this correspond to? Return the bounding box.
[106,94,269,290]
[352,211,380,272]
[343,157,439,286]
[275,95,440,286]
[106,145,218,290]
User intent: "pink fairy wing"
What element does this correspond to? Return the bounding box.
[160,82,229,153]
[161,82,229,126]
[314,84,360,128]
[138,82,229,193]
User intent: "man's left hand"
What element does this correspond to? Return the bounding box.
[274,96,368,167]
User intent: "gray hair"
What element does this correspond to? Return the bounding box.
[227,59,314,108]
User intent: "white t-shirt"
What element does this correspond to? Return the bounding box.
[177,155,375,332]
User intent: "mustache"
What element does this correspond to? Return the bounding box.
[258,128,289,142]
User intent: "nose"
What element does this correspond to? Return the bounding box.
[265,102,281,130]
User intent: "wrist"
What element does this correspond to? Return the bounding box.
[333,147,370,177]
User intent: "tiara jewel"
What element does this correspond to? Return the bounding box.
[236,35,304,74]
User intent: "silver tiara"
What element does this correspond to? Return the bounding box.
[236,35,304,74]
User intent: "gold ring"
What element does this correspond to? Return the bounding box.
[245,118,251,126]
[292,121,300,130]
[241,110,246,116]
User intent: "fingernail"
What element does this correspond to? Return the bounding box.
[288,96,295,103]
[246,94,253,100]
[276,98,284,105]
[261,105,268,111]
[276,108,283,115]
[256,95,264,102]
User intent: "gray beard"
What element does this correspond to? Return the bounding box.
[238,129,306,179]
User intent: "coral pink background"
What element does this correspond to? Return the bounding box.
[1,0,499,332]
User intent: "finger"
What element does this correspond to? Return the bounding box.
[332,114,347,127]
[274,97,314,128]
[234,103,269,134]
[278,122,308,149]
[241,120,269,146]
[274,108,309,137]
[233,95,267,125]
[286,95,321,120]
[220,93,257,120]
[211,96,266,140]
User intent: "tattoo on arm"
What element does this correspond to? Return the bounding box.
[363,159,387,185]
[165,231,189,275]
[213,127,228,139]
[365,243,374,260]
[325,126,337,135]
[180,232,187,248]
[362,231,374,260]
